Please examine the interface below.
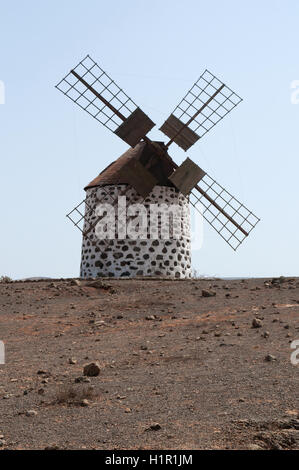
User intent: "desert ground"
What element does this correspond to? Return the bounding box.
[0,276,298,450]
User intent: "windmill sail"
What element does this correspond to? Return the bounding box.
[160,69,242,151]
[58,57,260,253]
[56,55,155,147]
[189,171,260,250]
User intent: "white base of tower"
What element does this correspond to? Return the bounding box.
[80,185,192,279]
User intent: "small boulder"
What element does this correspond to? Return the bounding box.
[265,354,277,362]
[87,280,104,289]
[44,444,60,450]
[80,399,90,407]
[252,318,262,328]
[202,289,216,298]
[75,376,91,383]
[146,423,162,431]
[262,331,270,338]
[83,362,101,377]
[25,410,38,417]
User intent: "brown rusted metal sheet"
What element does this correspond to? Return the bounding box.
[159,114,199,151]
[137,141,174,186]
[169,158,206,195]
[117,158,158,198]
[84,141,176,190]
[114,108,155,147]
[84,143,146,189]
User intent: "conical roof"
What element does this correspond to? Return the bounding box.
[84,141,175,190]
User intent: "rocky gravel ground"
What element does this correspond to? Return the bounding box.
[0,276,298,450]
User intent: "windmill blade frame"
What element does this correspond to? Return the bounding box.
[56,55,155,147]
[141,137,260,251]
[189,171,260,251]
[159,69,243,151]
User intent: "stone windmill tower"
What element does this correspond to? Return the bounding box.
[80,141,192,278]
[56,55,260,279]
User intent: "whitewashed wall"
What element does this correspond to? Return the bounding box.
[80,185,191,279]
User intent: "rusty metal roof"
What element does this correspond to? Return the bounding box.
[84,141,175,190]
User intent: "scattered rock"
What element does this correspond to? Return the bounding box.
[80,399,90,407]
[262,331,270,338]
[75,376,91,383]
[25,410,38,417]
[146,423,162,431]
[265,354,277,362]
[68,358,77,365]
[271,276,286,287]
[202,289,216,297]
[252,318,263,328]
[48,282,57,288]
[83,362,101,377]
[87,280,104,289]
[145,315,156,321]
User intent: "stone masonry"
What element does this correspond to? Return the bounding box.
[80,184,192,279]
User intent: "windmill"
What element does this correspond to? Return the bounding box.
[56,55,260,279]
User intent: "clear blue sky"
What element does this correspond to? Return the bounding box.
[0,0,298,279]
